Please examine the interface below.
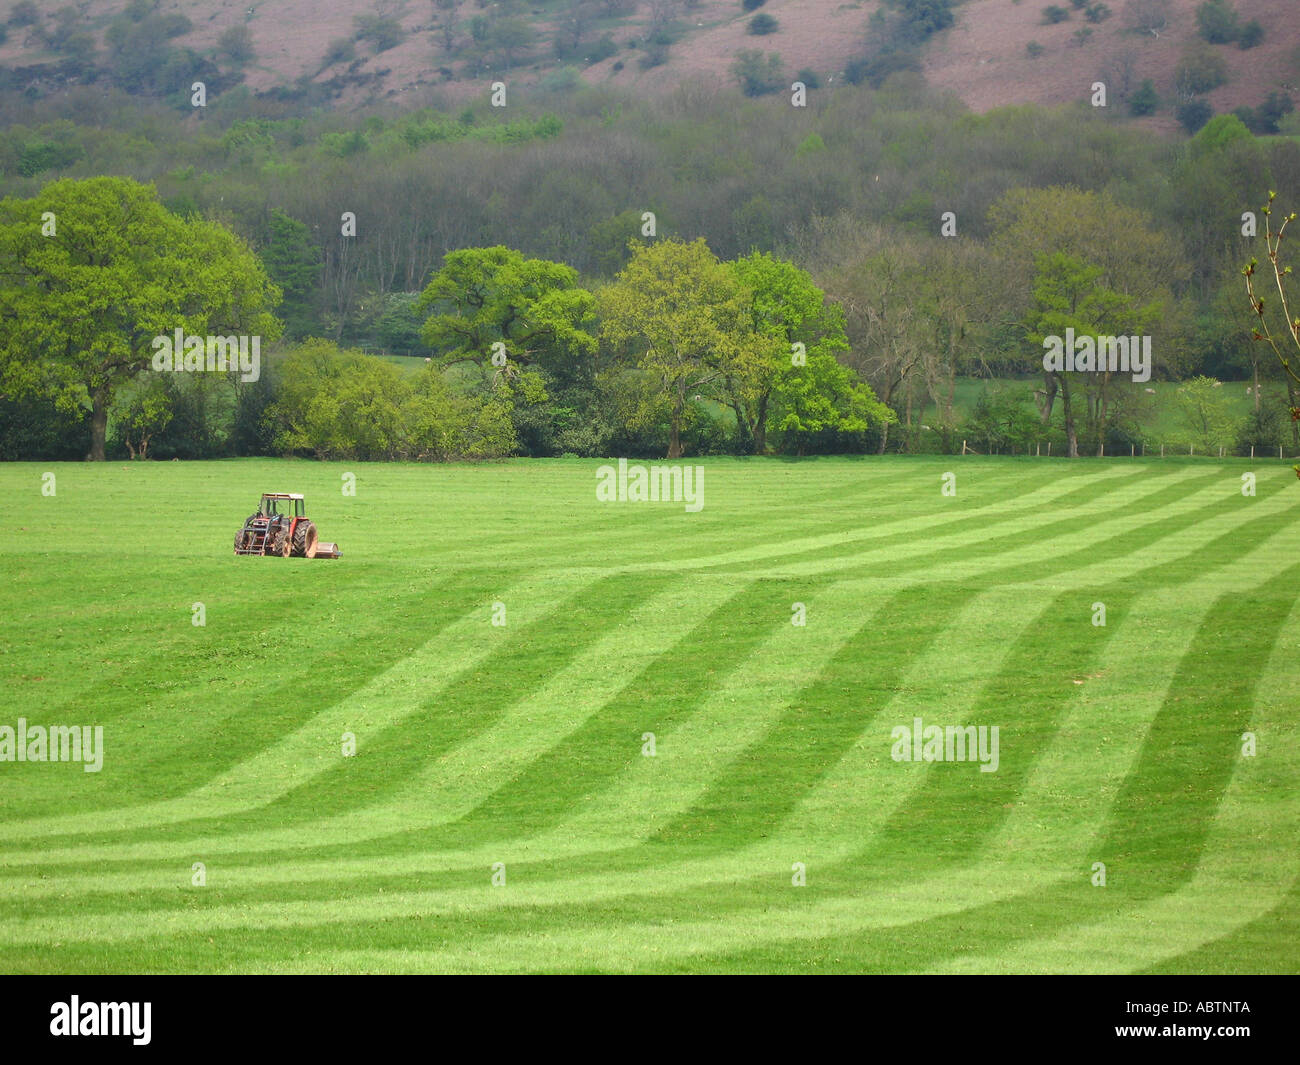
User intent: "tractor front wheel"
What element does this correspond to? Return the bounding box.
[269,526,291,557]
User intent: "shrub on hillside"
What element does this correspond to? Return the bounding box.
[747,13,778,35]
[1176,98,1214,133]
[1174,44,1228,97]
[1042,5,1071,24]
[353,14,406,53]
[1129,78,1158,115]
[731,49,784,96]
[1237,20,1263,50]
[1195,0,1239,45]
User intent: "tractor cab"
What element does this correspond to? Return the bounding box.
[259,493,305,519]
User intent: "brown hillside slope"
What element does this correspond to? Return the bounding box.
[0,0,1296,119]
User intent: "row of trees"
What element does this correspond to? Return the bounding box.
[0,177,896,461]
[1,108,1294,460]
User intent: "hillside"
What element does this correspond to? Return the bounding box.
[0,0,1297,121]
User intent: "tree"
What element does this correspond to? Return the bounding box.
[600,238,750,458]
[770,345,894,455]
[824,244,927,454]
[727,251,851,453]
[1243,192,1300,454]
[7,2,39,28]
[1175,375,1238,450]
[1177,98,1214,133]
[258,209,322,339]
[418,246,597,384]
[1122,0,1172,37]
[1025,251,1160,457]
[0,178,282,461]
[116,378,172,459]
[488,17,536,70]
[1237,19,1263,49]
[748,13,778,34]
[963,386,1043,454]
[353,14,406,52]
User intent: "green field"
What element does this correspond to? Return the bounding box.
[1,456,1298,974]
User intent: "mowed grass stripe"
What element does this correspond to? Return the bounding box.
[645,581,977,852]
[814,470,1261,585]
[0,576,893,904]
[700,464,1149,576]
[0,575,742,870]
[44,571,679,852]
[625,465,1145,576]
[0,567,602,849]
[920,589,1300,974]
[717,464,1181,578]
[6,570,513,823]
[476,459,1063,572]
[0,581,1037,908]
[352,577,820,854]
[1095,573,1300,898]
[750,467,1227,581]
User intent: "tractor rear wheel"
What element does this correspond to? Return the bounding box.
[292,520,318,559]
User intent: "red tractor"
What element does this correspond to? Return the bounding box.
[234,493,341,559]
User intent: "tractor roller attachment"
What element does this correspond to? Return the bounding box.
[233,494,341,559]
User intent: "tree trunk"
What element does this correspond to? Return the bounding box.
[89,388,109,461]
[1039,374,1057,425]
[943,373,955,452]
[667,384,684,459]
[1060,374,1078,458]
[753,392,769,454]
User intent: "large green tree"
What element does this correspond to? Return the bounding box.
[600,238,750,458]
[418,246,597,384]
[1026,251,1160,457]
[728,251,852,454]
[0,177,282,460]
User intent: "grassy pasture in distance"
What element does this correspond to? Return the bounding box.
[0,456,1297,973]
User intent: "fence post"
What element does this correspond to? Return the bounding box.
[1251,445,1255,459]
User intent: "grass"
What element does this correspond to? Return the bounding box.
[0,455,1297,973]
